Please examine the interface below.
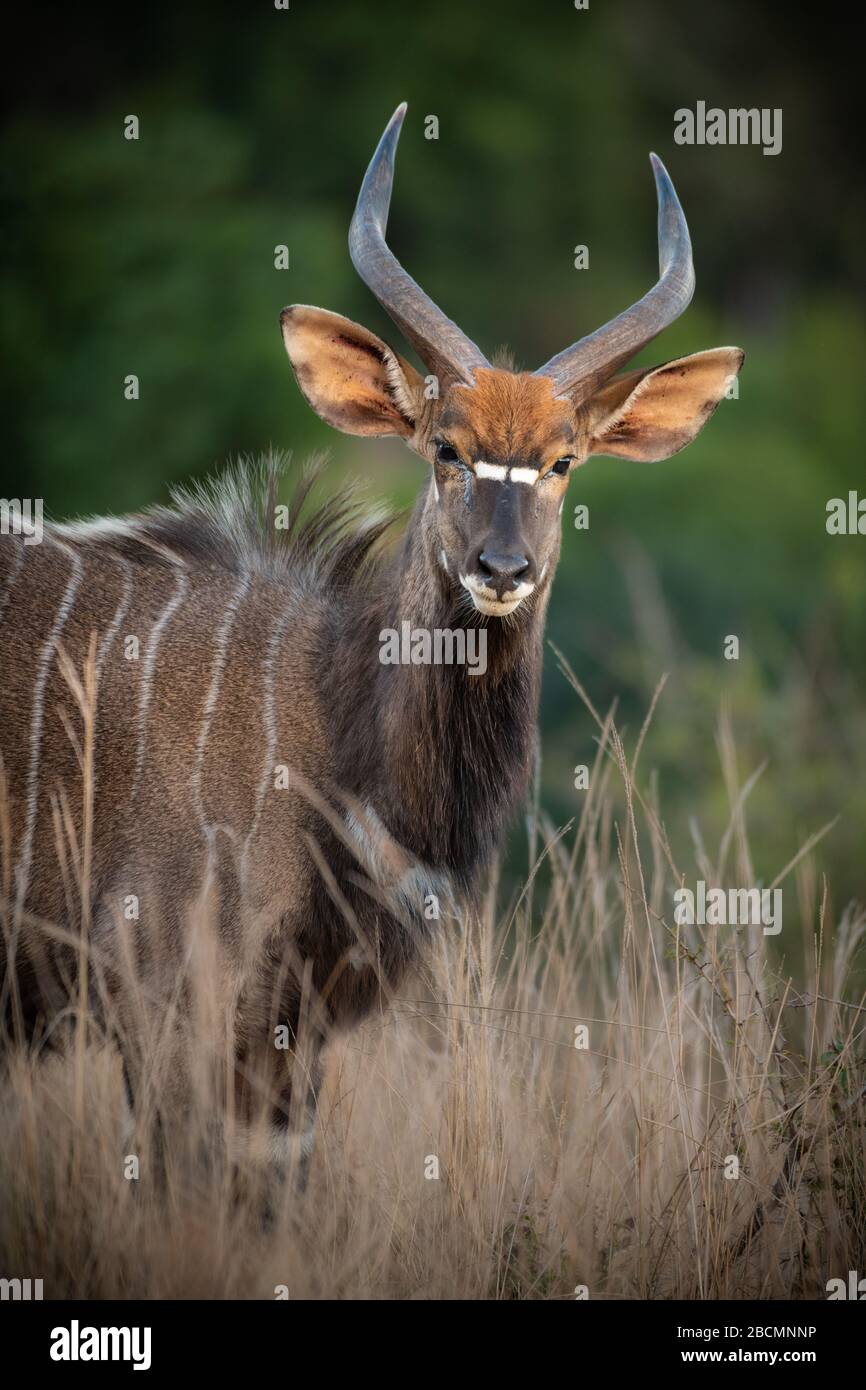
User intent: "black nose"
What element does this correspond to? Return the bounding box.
[477,549,532,595]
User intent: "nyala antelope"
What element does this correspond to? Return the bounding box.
[0,105,742,1177]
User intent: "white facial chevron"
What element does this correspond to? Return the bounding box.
[475,461,538,485]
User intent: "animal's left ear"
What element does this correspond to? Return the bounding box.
[583,347,744,462]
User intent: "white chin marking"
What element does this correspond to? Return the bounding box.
[461,576,534,617]
[472,594,522,616]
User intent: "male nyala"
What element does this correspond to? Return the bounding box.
[0,104,743,1174]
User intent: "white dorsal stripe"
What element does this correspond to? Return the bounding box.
[57,516,187,568]
[56,516,135,540]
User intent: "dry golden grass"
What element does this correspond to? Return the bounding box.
[0,651,864,1300]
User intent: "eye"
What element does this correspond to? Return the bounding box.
[435,440,460,466]
[551,456,574,477]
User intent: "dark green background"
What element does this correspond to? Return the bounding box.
[2,2,863,920]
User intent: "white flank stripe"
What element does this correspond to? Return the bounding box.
[13,540,83,915]
[244,598,292,863]
[192,572,251,835]
[133,569,189,788]
[97,557,134,675]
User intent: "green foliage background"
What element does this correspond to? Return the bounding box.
[2,1,863,923]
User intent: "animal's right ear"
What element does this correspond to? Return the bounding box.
[280,305,424,438]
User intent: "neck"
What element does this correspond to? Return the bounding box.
[330,484,550,886]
